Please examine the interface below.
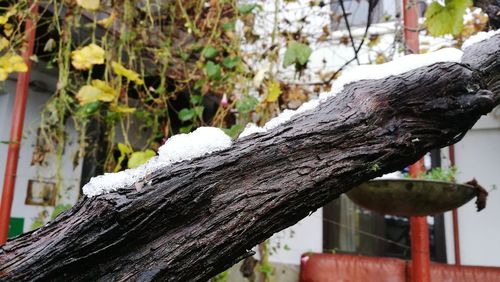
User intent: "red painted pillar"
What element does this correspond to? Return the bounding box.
[404,0,431,280]
[403,0,420,54]
[409,161,431,282]
[449,145,461,265]
[0,3,38,245]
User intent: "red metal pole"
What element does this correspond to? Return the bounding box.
[449,145,461,265]
[409,160,431,282]
[410,215,431,281]
[403,0,420,54]
[0,3,38,245]
[404,0,431,280]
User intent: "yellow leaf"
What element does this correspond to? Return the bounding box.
[92,79,116,98]
[0,8,15,26]
[10,57,28,72]
[71,43,105,70]
[0,69,8,81]
[375,53,386,64]
[97,11,116,28]
[3,23,13,37]
[0,37,9,51]
[266,80,281,102]
[0,16,8,25]
[0,53,28,75]
[117,143,132,155]
[127,150,156,169]
[112,62,144,85]
[76,80,116,105]
[76,0,100,11]
[367,34,381,48]
[76,85,102,105]
[110,104,136,113]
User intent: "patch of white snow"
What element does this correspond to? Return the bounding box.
[376,171,404,180]
[323,47,463,99]
[83,127,232,197]
[461,29,500,50]
[239,123,267,138]
[158,127,232,164]
[239,48,464,138]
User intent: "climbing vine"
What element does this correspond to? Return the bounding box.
[0,0,493,279]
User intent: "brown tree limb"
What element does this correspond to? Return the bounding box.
[0,35,499,281]
[474,0,500,29]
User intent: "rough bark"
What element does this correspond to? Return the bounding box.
[1,35,499,282]
[474,0,500,29]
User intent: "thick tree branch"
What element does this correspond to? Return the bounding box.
[474,0,500,29]
[1,35,499,281]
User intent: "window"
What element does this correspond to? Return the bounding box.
[323,195,447,261]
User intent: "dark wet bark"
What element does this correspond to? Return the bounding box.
[473,0,500,29]
[1,35,499,282]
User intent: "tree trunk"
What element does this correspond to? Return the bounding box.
[1,36,499,282]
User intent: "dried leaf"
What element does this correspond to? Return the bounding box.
[76,0,100,11]
[266,81,281,103]
[71,43,105,70]
[112,62,144,85]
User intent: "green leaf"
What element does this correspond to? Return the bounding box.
[115,143,133,172]
[51,204,72,220]
[235,96,258,114]
[413,166,458,182]
[223,124,244,139]
[222,22,235,30]
[202,46,218,59]
[283,41,312,68]
[204,61,222,80]
[118,143,132,155]
[258,264,274,276]
[79,101,100,116]
[180,125,193,134]
[128,149,156,169]
[239,4,260,14]
[424,0,472,36]
[105,111,120,123]
[179,51,189,61]
[222,56,240,69]
[190,95,203,105]
[178,108,196,122]
[212,269,230,282]
[193,79,205,90]
[194,106,204,118]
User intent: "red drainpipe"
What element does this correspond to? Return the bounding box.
[404,0,431,281]
[449,145,461,265]
[0,2,38,245]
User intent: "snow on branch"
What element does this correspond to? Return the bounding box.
[240,47,464,138]
[83,127,232,196]
[83,37,492,198]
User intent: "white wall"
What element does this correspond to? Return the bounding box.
[268,209,323,265]
[442,108,500,267]
[0,65,82,233]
